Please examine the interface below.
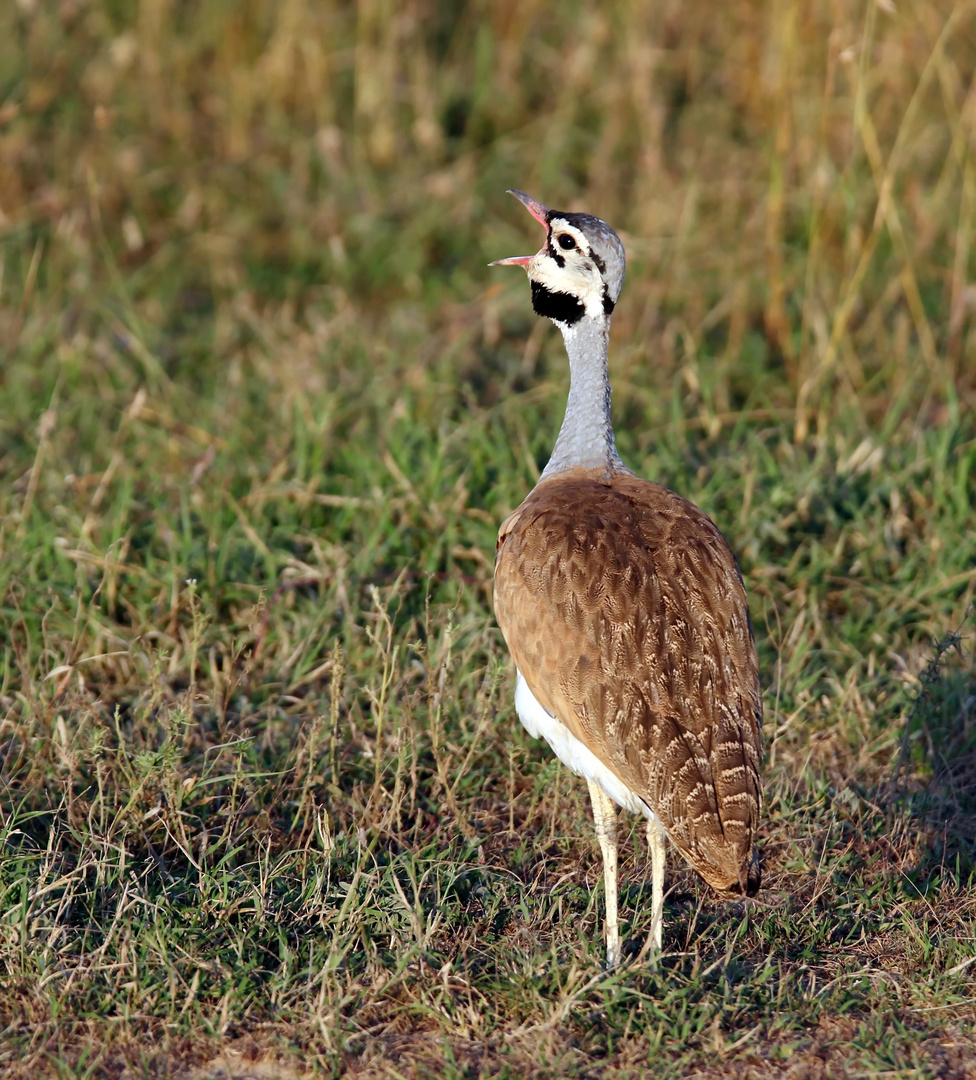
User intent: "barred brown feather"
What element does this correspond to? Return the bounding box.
[494,467,762,895]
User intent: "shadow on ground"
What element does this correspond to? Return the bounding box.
[891,627,976,881]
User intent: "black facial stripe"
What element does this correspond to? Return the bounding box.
[602,285,615,315]
[531,280,585,325]
[592,251,607,275]
[546,240,566,268]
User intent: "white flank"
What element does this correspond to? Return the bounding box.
[515,671,663,827]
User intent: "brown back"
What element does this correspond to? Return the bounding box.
[494,467,762,894]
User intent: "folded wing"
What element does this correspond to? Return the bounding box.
[494,468,762,894]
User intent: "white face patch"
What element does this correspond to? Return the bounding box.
[528,217,611,322]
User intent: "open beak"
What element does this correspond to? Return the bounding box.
[489,190,551,267]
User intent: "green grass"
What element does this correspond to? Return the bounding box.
[2,0,976,1076]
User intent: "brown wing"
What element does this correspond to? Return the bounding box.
[494,467,762,894]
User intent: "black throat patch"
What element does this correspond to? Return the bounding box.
[531,280,585,325]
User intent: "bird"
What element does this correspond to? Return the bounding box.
[490,190,762,969]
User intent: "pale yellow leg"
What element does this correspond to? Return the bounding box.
[587,780,620,969]
[647,816,667,960]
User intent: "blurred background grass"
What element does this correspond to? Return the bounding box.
[2,1,976,1077]
[4,0,974,415]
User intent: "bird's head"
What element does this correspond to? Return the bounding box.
[491,190,626,329]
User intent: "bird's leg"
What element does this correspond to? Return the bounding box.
[587,780,620,969]
[647,816,667,961]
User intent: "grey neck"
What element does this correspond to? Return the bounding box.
[540,313,628,481]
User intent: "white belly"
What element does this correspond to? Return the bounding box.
[515,671,662,825]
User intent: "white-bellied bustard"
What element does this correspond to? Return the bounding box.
[490,190,762,968]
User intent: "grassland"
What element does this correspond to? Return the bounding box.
[1,1,976,1076]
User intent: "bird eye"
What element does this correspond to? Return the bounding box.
[557,234,576,250]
